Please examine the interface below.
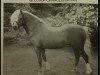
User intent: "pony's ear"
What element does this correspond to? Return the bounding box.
[20,9,23,14]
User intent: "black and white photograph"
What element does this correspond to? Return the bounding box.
[2,2,98,75]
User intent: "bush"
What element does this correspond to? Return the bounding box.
[88,22,98,52]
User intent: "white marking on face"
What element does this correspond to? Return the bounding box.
[10,10,20,27]
[86,63,92,74]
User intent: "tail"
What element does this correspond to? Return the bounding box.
[83,26,92,60]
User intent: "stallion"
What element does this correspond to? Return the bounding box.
[10,9,92,75]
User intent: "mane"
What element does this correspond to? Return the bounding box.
[22,10,47,25]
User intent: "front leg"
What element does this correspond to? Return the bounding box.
[41,49,50,71]
[34,47,43,75]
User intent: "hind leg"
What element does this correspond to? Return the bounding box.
[80,49,92,74]
[72,47,80,72]
[73,50,80,71]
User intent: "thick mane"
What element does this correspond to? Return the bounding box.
[22,10,47,25]
[22,10,77,31]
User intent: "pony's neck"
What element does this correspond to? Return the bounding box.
[22,11,44,36]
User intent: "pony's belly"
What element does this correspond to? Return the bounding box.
[44,44,66,49]
[43,40,69,49]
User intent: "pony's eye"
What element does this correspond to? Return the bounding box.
[13,22,14,25]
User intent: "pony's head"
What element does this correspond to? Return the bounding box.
[10,9,48,35]
[10,9,23,30]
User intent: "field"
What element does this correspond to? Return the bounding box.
[3,37,98,75]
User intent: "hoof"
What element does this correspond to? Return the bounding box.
[86,69,92,74]
[38,71,44,75]
[46,67,50,71]
[71,69,78,72]
[45,62,50,71]
[86,63,92,74]
[71,67,78,72]
[71,69,76,72]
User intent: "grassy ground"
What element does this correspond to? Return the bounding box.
[3,39,98,75]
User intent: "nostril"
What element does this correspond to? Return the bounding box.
[13,26,17,30]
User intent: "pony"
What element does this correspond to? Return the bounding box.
[10,9,92,75]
